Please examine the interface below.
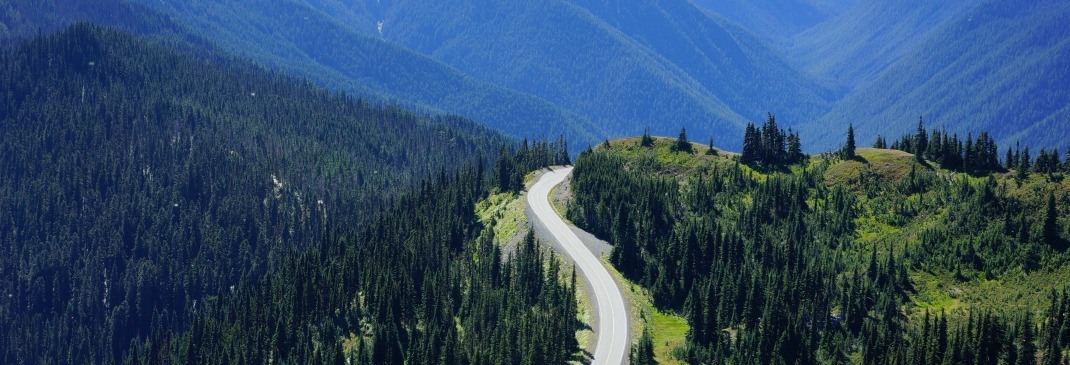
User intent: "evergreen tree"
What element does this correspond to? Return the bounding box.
[631,326,656,365]
[843,124,857,160]
[673,127,693,153]
[1018,314,1037,365]
[742,123,760,164]
[1008,147,1017,170]
[641,128,654,147]
[874,135,887,149]
[1064,149,1070,172]
[915,117,928,162]
[787,130,803,164]
[1044,191,1059,245]
[1018,147,1032,180]
[707,138,718,155]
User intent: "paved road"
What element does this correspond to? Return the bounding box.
[528,167,628,365]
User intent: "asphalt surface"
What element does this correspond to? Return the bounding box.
[528,166,628,365]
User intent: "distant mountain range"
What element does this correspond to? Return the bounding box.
[797,0,1070,149]
[3,0,1067,151]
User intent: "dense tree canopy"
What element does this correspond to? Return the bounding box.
[568,132,1070,364]
[0,24,574,363]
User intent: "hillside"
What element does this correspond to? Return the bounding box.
[688,0,853,47]
[804,0,1070,150]
[789,0,978,88]
[566,136,1070,363]
[293,0,836,150]
[1,0,602,147]
[0,24,512,363]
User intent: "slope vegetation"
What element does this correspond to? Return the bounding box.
[2,0,601,146]
[0,24,507,363]
[296,0,836,150]
[567,137,1070,363]
[803,0,1070,150]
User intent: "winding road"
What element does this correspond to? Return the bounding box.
[528,167,628,365]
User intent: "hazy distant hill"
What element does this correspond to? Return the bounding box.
[687,0,853,47]
[806,0,1070,149]
[304,0,835,150]
[789,0,978,88]
[1,0,603,147]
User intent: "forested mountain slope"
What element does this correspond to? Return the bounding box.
[0,24,510,363]
[687,0,853,47]
[806,0,1070,150]
[788,0,978,88]
[129,145,580,364]
[279,0,837,150]
[1,0,601,147]
[568,135,1070,364]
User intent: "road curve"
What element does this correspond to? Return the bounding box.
[528,167,628,365]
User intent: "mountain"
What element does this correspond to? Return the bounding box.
[1,0,602,147]
[0,24,509,363]
[805,0,1070,150]
[0,0,204,47]
[301,0,835,150]
[687,0,854,47]
[789,0,979,88]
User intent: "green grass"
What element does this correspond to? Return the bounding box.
[475,191,526,247]
[650,310,689,364]
[602,255,689,364]
[824,148,927,187]
[603,137,744,179]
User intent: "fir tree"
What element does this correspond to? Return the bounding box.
[742,123,760,164]
[631,326,656,365]
[1017,314,1037,365]
[787,130,803,164]
[1019,147,1032,180]
[641,128,654,147]
[1044,191,1059,245]
[915,117,928,162]
[673,127,693,153]
[707,138,718,155]
[843,124,857,160]
[1007,147,1017,170]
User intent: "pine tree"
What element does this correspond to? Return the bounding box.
[915,117,928,162]
[843,124,856,160]
[1007,147,1017,170]
[874,135,887,149]
[674,127,693,153]
[787,130,803,164]
[631,327,656,365]
[1044,191,1059,245]
[707,138,718,155]
[742,123,760,164]
[1018,314,1037,365]
[1019,147,1032,180]
[641,128,654,147]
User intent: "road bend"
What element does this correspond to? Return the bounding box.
[527,167,628,365]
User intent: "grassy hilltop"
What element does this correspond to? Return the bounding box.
[567,135,1070,364]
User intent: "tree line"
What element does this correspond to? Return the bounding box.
[878,118,1070,177]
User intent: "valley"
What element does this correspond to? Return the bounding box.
[2,1,1068,364]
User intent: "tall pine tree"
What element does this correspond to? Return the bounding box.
[1044,191,1059,246]
[843,124,857,160]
